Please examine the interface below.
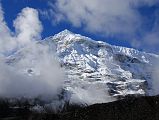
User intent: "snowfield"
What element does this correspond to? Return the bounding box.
[4,29,159,110]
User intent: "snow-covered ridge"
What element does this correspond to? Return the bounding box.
[44,30,158,100]
[6,29,159,106]
[45,29,158,64]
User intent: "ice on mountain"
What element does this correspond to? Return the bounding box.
[44,30,159,98]
[6,29,159,105]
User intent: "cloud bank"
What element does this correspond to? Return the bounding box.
[0,5,64,98]
[0,44,64,98]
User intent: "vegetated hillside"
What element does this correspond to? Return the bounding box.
[0,96,159,120]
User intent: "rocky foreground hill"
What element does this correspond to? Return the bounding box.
[0,95,159,120]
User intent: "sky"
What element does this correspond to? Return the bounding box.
[1,0,159,54]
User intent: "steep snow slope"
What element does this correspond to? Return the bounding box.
[42,30,159,103]
[6,29,159,106]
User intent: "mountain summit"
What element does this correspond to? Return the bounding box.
[44,30,158,103]
[6,30,159,106]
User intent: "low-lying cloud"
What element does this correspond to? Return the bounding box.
[0,44,64,98]
[69,83,114,105]
[152,59,159,95]
[0,5,64,99]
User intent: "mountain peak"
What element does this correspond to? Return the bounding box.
[56,29,74,36]
[51,29,76,41]
[7,29,159,108]
[61,29,73,34]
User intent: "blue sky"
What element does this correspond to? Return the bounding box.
[1,0,159,53]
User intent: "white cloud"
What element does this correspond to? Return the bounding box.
[0,4,16,53]
[132,10,159,53]
[69,83,114,105]
[50,0,137,36]
[0,4,64,99]
[0,43,64,98]
[45,0,159,53]
[152,60,159,95]
[14,7,43,46]
[0,6,43,53]
[48,0,158,37]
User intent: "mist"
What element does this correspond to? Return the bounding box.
[152,59,159,95]
[0,43,64,98]
[0,6,64,99]
[69,83,115,105]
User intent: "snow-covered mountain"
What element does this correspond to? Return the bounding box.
[5,29,159,106]
[46,29,158,93]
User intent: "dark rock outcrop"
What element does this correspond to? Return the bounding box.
[1,96,159,120]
